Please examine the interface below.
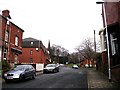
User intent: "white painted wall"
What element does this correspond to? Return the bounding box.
[36,64,44,71]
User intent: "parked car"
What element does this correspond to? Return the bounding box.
[72,64,79,69]
[43,64,59,73]
[3,64,36,82]
[60,64,64,66]
[56,63,60,67]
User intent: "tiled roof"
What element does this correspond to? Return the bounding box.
[22,37,41,48]
[23,37,39,41]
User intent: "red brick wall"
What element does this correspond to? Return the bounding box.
[19,48,46,64]
[103,2,119,26]
[10,23,23,48]
[101,51,108,65]
[1,11,24,63]
[112,67,120,82]
[2,17,6,44]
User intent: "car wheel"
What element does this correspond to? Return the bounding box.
[5,80,10,83]
[32,73,36,79]
[43,71,46,74]
[54,69,57,73]
[20,75,25,81]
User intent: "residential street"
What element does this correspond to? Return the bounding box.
[2,66,88,88]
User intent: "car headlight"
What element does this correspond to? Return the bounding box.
[13,74,20,78]
[4,74,7,77]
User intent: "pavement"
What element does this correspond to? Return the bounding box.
[87,68,120,89]
[36,71,43,76]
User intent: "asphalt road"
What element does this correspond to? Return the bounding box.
[2,66,88,89]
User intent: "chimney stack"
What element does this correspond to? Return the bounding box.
[2,10,11,19]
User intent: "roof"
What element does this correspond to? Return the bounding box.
[22,37,42,48]
[0,14,24,32]
[23,37,39,41]
[11,22,24,32]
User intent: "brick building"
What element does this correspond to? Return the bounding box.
[19,37,49,65]
[0,10,24,67]
[80,59,96,68]
[99,2,120,82]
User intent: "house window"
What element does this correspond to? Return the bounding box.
[30,50,33,54]
[31,42,33,46]
[110,33,118,55]
[30,58,33,63]
[15,36,19,46]
[7,20,10,25]
[3,48,7,60]
[5,31,9,42]
[14,54,18,64]
[104,35,107,50]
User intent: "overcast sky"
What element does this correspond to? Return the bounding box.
[0,0,103,53]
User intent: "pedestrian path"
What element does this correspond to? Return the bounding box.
[87,68,120,88]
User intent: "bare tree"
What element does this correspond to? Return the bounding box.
[76,38,95,58]
[69,52,80,64]
[50,44,69,63]
[75,38,96,67]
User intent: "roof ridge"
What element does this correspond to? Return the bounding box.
[23,37,40,41]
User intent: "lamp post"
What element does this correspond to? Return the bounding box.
[96,1,111,82]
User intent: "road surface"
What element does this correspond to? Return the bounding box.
[2,66,88,89]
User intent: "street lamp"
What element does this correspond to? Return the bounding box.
[96,1,111,82]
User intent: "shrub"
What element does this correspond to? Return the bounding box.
[2,60,11,76]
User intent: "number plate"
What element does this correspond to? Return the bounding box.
[7,76,13,79]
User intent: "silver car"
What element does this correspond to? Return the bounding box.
[43,64,59,73]
[4,64,36,82]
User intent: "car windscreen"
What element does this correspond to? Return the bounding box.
[46,64,55,67]
[14,65,25,71]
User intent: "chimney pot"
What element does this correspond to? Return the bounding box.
[2,10,11,19]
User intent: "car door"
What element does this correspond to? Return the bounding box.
[24,66,31,78]
[28,65,34,77]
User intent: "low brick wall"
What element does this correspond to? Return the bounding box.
[111,65,120,82]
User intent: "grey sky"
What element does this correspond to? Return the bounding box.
[0,0,103,53]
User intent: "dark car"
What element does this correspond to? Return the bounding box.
[3,64,36,82]
[43,64,59,73]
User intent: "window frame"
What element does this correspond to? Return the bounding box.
[30,58,33,63]
[31,42,33,46]
[110,32,118,55]
[15,36,19,46]
[5,31,9,42]
[30,50,33,55]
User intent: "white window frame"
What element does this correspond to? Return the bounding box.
[104,35,107,50]
[31,42,33,46]
[15,36,19,46]
[110,33,118,55]
[30,50,33,54]
[7,20,10,25]
[5,31,9,42]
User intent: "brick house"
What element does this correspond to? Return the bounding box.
[80,59,96,68]
[99,2,120,82]
[19,37,49,65]
[0,10,24,67]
